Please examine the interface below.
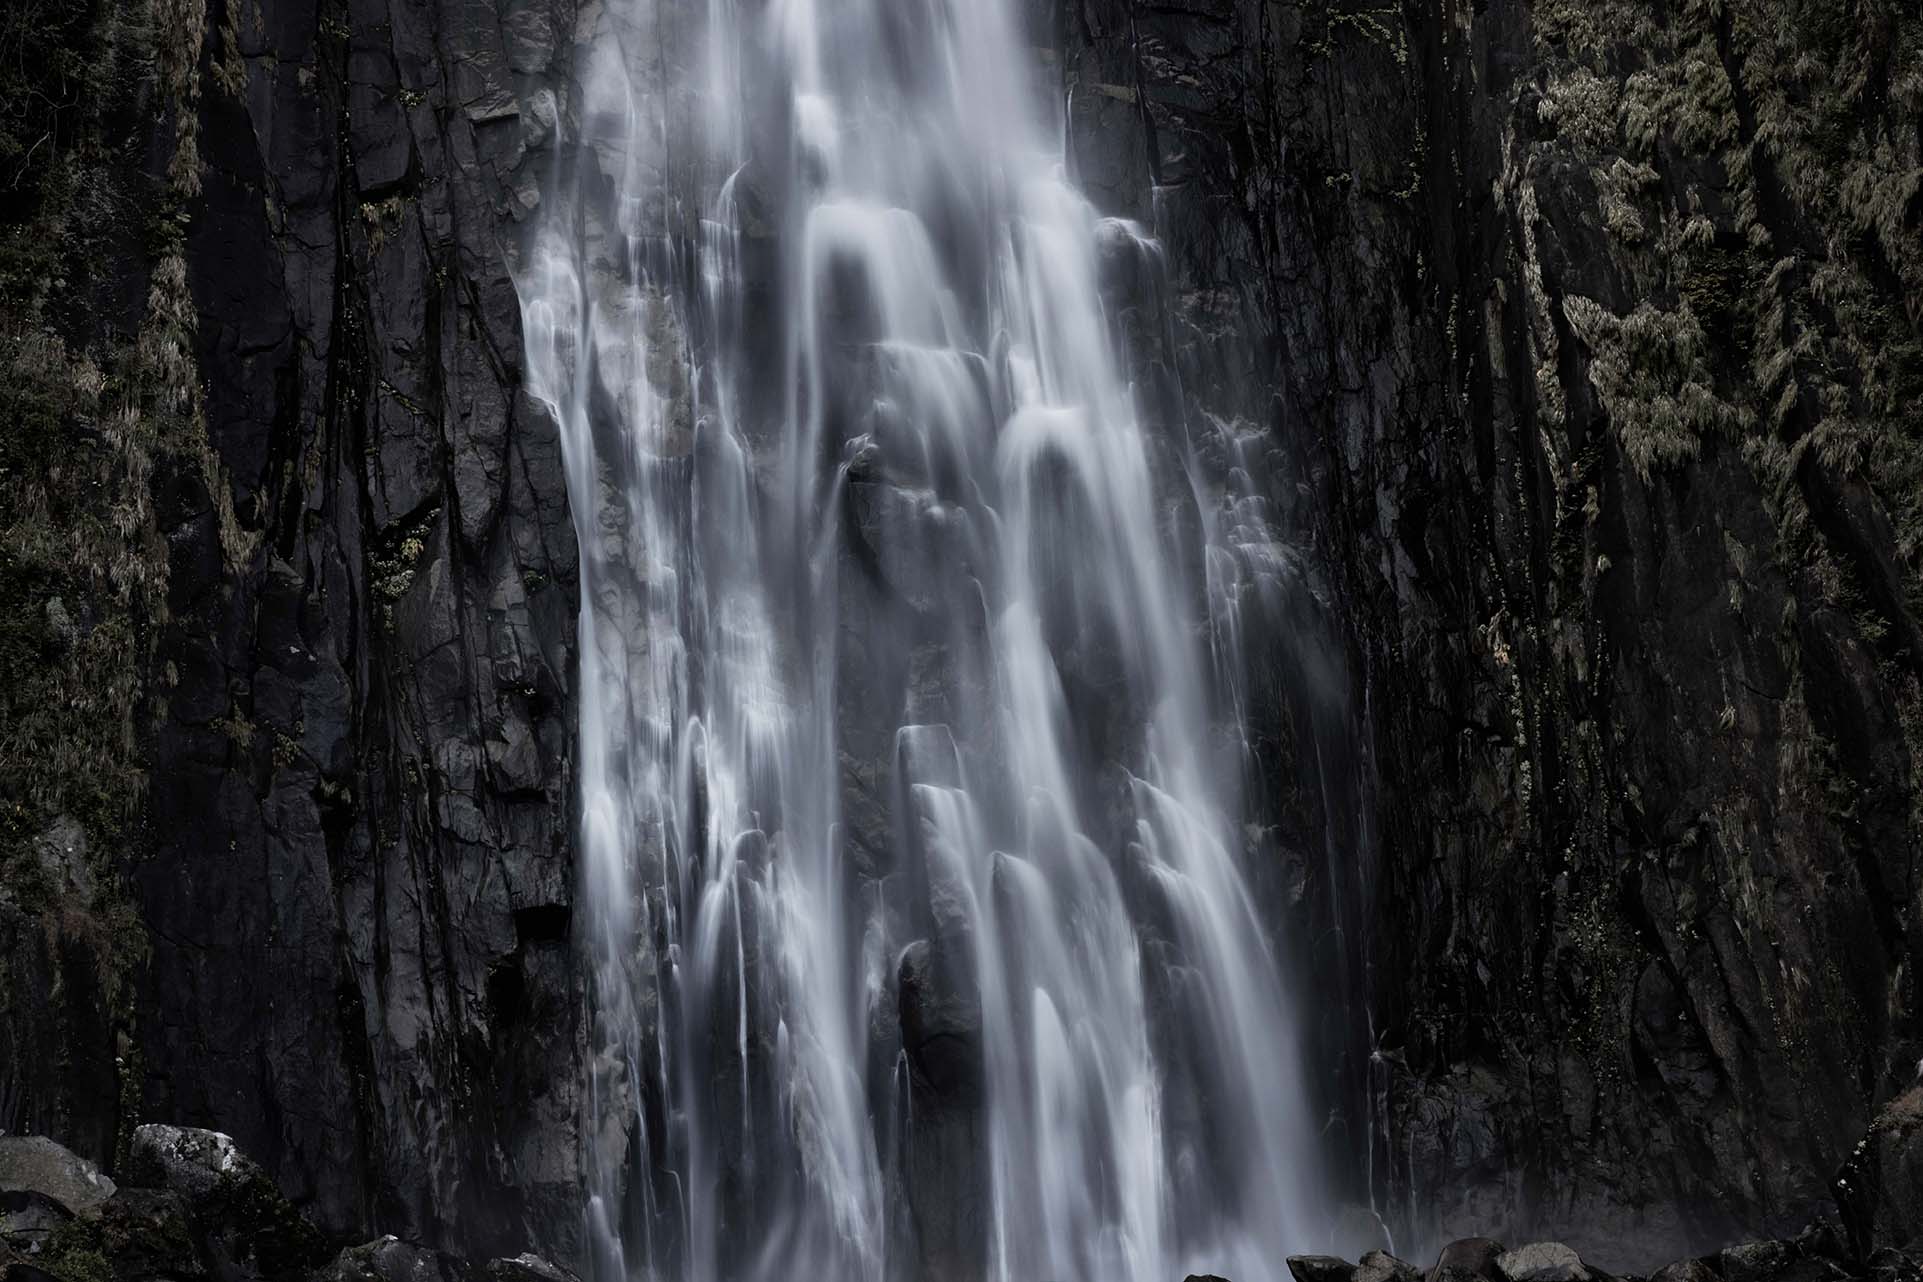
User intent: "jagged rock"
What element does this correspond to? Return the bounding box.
[0,1136,116,1217]
[1184,1274,1233,1282]
[1496,1243,1591,1282]
[1430,1238,1505,1282]
[1289,1257,1360,1282]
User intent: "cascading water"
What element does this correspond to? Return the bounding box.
[516,1,1332,1278]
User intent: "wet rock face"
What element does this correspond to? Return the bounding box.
[1062,0,1921,1270]
[127,0,585,1260]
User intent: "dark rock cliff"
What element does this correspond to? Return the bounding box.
[1,0,1917,1272]
[1063,0,1920,1268]
[2,0,586,1260]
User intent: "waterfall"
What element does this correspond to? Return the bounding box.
[515,1,1329,1278]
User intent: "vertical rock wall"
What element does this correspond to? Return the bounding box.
[1061,0,1920,1269]
[127,0,587,1258]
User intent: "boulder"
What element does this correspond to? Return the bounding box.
[126,1126,262,1203]
[128,1124,327,1282]
[484,1256,580,1282]
[1496,1243,1591,1282]
[1357,1251,1422,1282]
[1431,1238,1505,1282]
[1289,1257,1359,1282]
[0,1136,116,1217]
[318,1237,472,1282]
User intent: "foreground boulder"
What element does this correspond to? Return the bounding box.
[1496,1242,1591,1282]
[125,1124,329,1282]
[126,1128,261,1205]
[0,1183,200,1282]
[1289,1257,1361,1282]
[0,1128,581,1282]
[0,1138,116,1218]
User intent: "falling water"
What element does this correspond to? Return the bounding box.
[516,1,1329,1278]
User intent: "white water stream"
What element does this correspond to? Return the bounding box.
[517,1,1329,1278]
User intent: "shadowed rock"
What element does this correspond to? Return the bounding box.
[0,1136,116,1217]
[1836,1087,1923,1257]
[128,1126,261,1203]
[129,1123,329,1282]
[1431,1238,1506,1282]
[1289,1256,1359,1282]
[0,1189,72,1246]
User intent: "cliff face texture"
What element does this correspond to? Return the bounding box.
[1064,0,1921,1268]
[1,0,586,1259]
[1,0,1918,1273]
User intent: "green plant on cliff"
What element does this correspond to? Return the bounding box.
[0,0,158,855]
[1429,0,1923,1232]
[0,0,229,1158]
